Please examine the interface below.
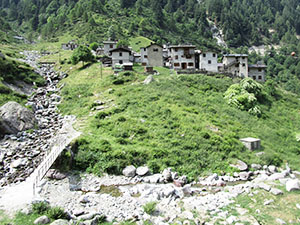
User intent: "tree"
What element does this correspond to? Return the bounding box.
[90,42,98,51]
[71,45,94,67]
[116,39,129,48]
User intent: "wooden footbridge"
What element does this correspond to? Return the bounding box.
[32,116,81,195]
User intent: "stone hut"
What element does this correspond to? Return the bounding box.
[240,137,261,150]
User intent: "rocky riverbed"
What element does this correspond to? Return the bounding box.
[0,51,69,187]
[32,163,300,225]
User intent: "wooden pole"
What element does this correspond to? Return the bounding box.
[100,62,103,79]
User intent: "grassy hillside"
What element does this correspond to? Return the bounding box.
[51,55,300,179]
[129,36,153,52]
[0,44,45,106]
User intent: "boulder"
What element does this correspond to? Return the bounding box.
[239,171,251,181]
[136,166,149,176]
[276,218,286,224]
[50,219,69,225]
[268,165,277,174]
[11,158,28,168]
[251,164,262,170]
[258,183,271,192]
[270,188,283,195]
[45,169,67,180]
[162,168,172,182]
[268,172,287,181]
[79,195,90,204]
[143,75,154,85]
[122,165,136,177]
[286,179,300,192]
[0,101,37,135]
[34,215,50,224]
[230,160,248,171]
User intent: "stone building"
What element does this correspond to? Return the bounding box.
[110,47,132,67]
[223,54,248,78]
[240,137,261,150]
[140,43,163,67]
[169,45,196,70]
[103,40,118,56]
[248,62,267,82]
[61,41,79,50]
[199,51,218,72]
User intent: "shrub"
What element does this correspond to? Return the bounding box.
[32,202,50,214]
[46,206,68,220]
[143,201,157,215]
[224,78,263,116]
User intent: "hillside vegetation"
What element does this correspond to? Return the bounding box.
[1,0,299,48]
[50,56,300,179]
[0,44,45,106]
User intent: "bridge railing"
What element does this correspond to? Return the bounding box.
[32,135,69,195]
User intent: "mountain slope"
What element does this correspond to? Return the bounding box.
[1,0,299,48]
[45,57,300,178]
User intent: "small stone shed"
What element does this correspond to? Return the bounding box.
[240,137,261,150]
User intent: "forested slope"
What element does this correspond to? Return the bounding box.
[0,0,300,48]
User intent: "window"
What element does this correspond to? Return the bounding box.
[119,52,122,56]
[144,55,148,58]
[119,60,123,64]
[253,76,256,80]
[188,62,194,66]
[175,55,178,60]
[242,63,245,67]
[144,48,146,51]
[186,55,192,59]
[175,48,178,52]
[203,53,206,57]
[258,76,262,80]
[153,48,158,52]
[235,64,239,67]
[110,44,113,48]
[208,60,211,64]
[213,53,216,57]
[258,68,262,72]
[174,63,180,67]
[242,57,245,59]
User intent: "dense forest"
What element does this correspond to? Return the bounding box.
[0,0,300,48]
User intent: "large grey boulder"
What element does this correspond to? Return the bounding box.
[230,160,248,171]
[34,215,50,224]
[50,219,69,225]
[286,179,300,192]
[136,166,149,176]
[46,169,67,180]
[122,165,136,177]
[0,101,37,135]
[143,75,154,85]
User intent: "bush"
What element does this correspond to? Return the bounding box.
[143,201,157,215]
[32,202,50,214]
[224,78,263,116]
[46,206,68,220]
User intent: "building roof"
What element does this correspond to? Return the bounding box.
[109,47,132,53]
[145,43,163,48]
[223,54,248,57]
[123,62,133,66]
[169,45,196,48]
[248,64,267,68]
[103,40,118,44]
[240,137,261,142]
